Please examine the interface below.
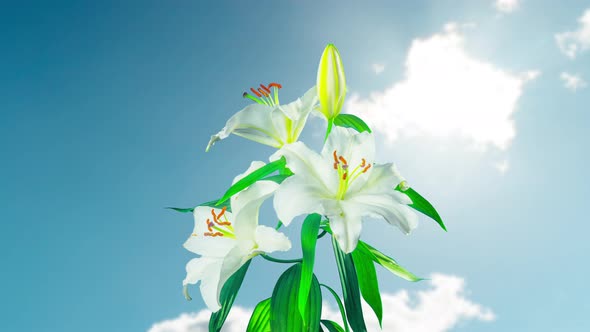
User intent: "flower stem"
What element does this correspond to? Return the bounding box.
[324,118,334,142]
[260,254,302,264]
[317,229,328,239]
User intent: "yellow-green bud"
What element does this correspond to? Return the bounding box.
[316,44,346,121]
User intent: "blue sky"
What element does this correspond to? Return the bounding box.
[1,1,589,331]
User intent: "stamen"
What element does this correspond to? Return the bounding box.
[333,162,338,170]
[260,84,271,94]
[338,156,348,165]
[361,158,366,167]
[204,232,224,237]
[257,88,269,97]
[333,150,339,164]
[362,164,372,173]
[250,87,262,97]
[342,173,348,180]
[206,219,213,232]
[268,82,282,89]
[211,209,231,226]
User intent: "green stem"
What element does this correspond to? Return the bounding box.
[260,254,302,264]
[317,229,328,239]
[324,118,334,143]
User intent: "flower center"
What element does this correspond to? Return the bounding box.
[192,207,236,239]
[332,150,372,199]
[242,82,282,106]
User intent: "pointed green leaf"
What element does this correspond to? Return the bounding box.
[357,242,423,282]
[396,185,446,231]
[208,260,251,332]
[321,320,346,332]
[299,214,321,316]
[320,284,350,332]
[260,173,292,184]
[270,263,322,331]
[351,247,383,327]
[216,157,286,205]
[333,114,372,133]
[332,237,367,332]
[246,298,271,332]
[166,199,232,215]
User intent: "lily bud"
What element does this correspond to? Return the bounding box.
[316,44,346,120]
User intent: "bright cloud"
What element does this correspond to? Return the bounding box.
[148,274,494,332]
[560,72,587,91]
[346,23,539,150]
[555,9,590,59]
[372,63,386,74]
[494,0,519,13]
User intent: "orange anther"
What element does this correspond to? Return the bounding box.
[250,87,262,97]
[333,162,338,170]
[268,82,282,89]
[333,150,339,163]
[361,158,366,167]
[342,172,348,180]
[260,84,271,94]
[362,164,372,173]
[216,206,227,219]
[338,156,348,165]
[258,88,269,97]
[206,219,213,232]
[204,232,224,237]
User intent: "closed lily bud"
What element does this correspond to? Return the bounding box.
[317,44,346,120]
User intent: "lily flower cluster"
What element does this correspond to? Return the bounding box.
[170,44,445,331]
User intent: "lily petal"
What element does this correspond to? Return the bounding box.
[322,126,375,175]
[183,257,224,312]
[254,225,292,254]
[324,200,363,254]
[346,193,418,235]
[231,160,267,185]
[273,176,327,226]
[215,245,252,309]
[206,103,284,151]
[184,207,235,257]
[231,180,279,241]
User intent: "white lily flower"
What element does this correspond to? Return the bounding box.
[272,127,418,254]
[182,161,291,312]
[206,84,318,151]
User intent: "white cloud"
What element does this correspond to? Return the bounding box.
[494,159,510,174]
[494,0,520,13]
[346,23,539,150]
[555,9,590,59]
[560,72,587,91]
[148,274,494,332]
[372,63,386,74]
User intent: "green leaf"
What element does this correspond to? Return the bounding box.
[209,260,251,332]
[246,298,271,332]
[320,284,350,332]
[260,173,292,184]
[357,241,423,282]
[332,237,367,332]
[321,320,346,332]
[299,214,321,316]
[217,157,286,205]
[333,114,372,133]
[396,185,446,231]
[351,247,383,327]
[270,263,322,332]
[166,207,194,213]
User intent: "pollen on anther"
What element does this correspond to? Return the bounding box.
[250,87,262,97]
[333,162,338,170]
[260,84,271,94]
[342,173,348,180]
[258,88,269,97]
[333,150,339,164]
[268,82,282,89]
[361,158,366,167]
[338,156,348,165]
[362,164,372,173]
[204,232,224,237]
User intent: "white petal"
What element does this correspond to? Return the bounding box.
[254,225,292,254]
[183,257,224,312]
[322,126,376,178]
[206,103,284,151]
[184,207,235,256]
[325,200,363,254]
[215,246,252,309]
[278,86,318,120]
[273,176,327,226]
[231,181,279,240]
[347,163,404,197]
[271,141,338,192]
[232,160,267,185]
[347,192,418,235]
